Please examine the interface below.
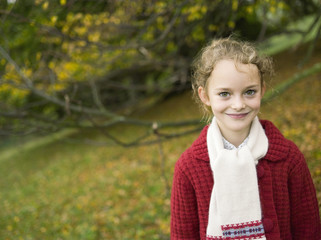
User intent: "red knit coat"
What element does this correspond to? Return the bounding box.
[171,120,321,240]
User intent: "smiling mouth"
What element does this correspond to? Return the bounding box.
[226,113,249,119]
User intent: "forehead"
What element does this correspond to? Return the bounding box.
[214,59,259,75]
[208,59,261,86]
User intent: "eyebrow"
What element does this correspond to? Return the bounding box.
[214,84,260,91]
[245,84,260,89]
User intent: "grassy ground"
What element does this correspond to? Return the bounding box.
[0,43,321,239]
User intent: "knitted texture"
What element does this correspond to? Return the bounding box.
[170,120,321,240]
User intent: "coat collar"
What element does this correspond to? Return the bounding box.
[192,119,290,162]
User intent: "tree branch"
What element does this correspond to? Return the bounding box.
[262,62,321,103]
[0,45,123,119]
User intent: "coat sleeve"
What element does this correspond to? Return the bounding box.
[288,147,321,239]
[171,161,200,240]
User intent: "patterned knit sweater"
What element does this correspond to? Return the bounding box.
[171,120,321,240]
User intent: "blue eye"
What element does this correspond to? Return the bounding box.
[219,92,230,97]
[245,89,256,96]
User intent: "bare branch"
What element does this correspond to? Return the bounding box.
[89,79,107,112]
[299,15,321,66]
[262,62,321,103]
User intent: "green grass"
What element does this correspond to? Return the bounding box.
[0,136,175,239]
[0,91,201,239]
[0,129,76,164]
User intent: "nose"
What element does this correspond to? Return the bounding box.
[231,96,245,111]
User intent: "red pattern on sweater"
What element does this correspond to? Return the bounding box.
[171,120,321,240]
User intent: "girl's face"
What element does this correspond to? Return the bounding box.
[198,59,265,140]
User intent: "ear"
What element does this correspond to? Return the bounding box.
[198,86,211,106]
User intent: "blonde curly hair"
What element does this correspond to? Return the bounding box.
[191,37,274,118]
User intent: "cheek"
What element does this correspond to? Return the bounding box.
[210,98,228,112]
[248,97,262,109]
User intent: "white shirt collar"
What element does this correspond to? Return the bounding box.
[222,136,249,150]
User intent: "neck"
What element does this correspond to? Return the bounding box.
[217,124,251,148]
[222,132,248,147]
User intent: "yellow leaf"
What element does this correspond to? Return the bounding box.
[89,32,100,42]
[314,168,321,176]
[208,24,218,31]
[35,0,43,5]
[270,6,276,14]
[42,1,49,10]
[246,6,254,14]
[232,0,238,11]
[74,26,87,36]
[228,21,235,29]
[51,16,58,24]
[36,52,42,61]
[14,216,20,223]
[84,14,93,27]
[278,2,288,9]
[192,26,205,41]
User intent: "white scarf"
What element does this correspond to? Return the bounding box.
[206,117,268,240]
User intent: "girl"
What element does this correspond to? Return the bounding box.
[170,38,321,239]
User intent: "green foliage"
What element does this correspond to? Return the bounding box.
[259,14,321,56]
[0,0,320,135]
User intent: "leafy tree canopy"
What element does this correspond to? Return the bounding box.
[0,0,320,140]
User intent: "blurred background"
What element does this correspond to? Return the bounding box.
[0,0,320,239]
